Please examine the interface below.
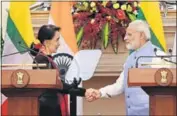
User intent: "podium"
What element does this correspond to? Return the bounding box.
[1,69,62,116]
[128,68,176,116]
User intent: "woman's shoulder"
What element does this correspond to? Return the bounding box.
[33,54,51,69]
[34,54,49,63]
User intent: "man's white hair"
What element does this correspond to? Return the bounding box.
[129,20,151,40]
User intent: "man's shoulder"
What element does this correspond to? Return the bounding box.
[127,50,136,58]
[124,52,135,64]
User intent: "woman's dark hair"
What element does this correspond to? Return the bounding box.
[30,24,60,56]
[38,24,60,44]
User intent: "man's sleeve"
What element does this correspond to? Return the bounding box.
[99,70,124,98]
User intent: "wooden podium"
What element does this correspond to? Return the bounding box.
[1,69,62,116]
[128,68,176,116]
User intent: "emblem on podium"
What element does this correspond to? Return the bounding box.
[11,69,30,88]
[154,68,173,86]
[16,72,24,84]
[160,70,168,84]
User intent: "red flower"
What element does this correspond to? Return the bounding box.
[83,20,101,41]
[34,43,42,49]
[72,1,139,52]
[116,10,126,20]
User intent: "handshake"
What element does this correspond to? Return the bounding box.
[85,88,101,102]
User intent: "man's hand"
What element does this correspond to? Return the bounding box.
[85,88,101,102]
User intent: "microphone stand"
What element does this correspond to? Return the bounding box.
[3,43,41,69]
[69,77,82,116]
[17,42,52,69]
[136,48,177,68]
[2,50,29,57]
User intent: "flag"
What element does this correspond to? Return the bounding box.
[49,2,78,55]
[1,1,36,115]
[48,1,82,115]
[137,1,167,52]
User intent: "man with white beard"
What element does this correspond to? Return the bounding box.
[85,20,168,115]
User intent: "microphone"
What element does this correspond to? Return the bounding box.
[2,42,41,68]
[18,42,47,58]
[153,48,177,65]
[168,49,173,55]
[154,48,157,53]
[136,48,176,68]
[17,42,41,69]
[2,41,43,68]
[17,42,53,69]
[154,48,165,59]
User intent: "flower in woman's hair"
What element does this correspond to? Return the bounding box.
[34,43,42,49]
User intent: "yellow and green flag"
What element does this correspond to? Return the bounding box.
[137,1,167,52]
[4,2,36,52]
[2,1,36,115]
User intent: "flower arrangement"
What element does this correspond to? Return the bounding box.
[72,1,139,54]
